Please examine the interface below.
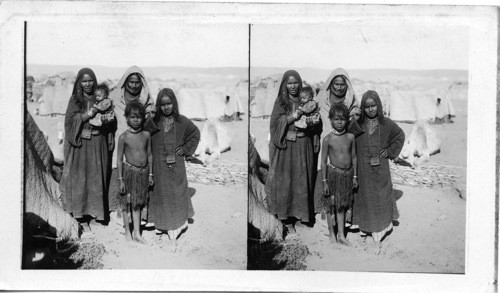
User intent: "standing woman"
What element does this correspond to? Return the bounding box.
[314,68,361,215]
[146,88,200,246]
[108,66,153,214]
[60,68,112,229]
[265,70,321,238]
[352,90,405,254]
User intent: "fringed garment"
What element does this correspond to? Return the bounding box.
[118,161,149,211]
[317,164,354,214]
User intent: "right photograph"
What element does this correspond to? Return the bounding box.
[248,19,468,272]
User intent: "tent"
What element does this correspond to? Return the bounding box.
[177,87,243,120]
[389,89,455,123]
[250,76,280,118]
[38,84,73,115]
[24,112,79,242]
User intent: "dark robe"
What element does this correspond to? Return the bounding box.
[352,117,404,233]
[59,95,111,220]
[265,97,321,222]
[146,115,200,231]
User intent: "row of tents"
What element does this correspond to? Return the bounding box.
[28,74,248,121]
[249,74,466,123]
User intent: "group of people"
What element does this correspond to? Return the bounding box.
[59,66,200,245]
[266,68,405,253]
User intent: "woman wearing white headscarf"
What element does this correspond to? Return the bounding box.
[314,68,361,214]
[108,66,154,213]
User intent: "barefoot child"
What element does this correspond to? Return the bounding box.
[320,104,358,246]
[117,102,154,244]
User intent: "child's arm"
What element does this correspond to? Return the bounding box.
[117,134,126,194]
[146,132,154,187]
[351,134,358,189]
[321,136,330,196]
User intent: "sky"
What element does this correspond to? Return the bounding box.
[251,22,469,70]
[28,20,249,68]
[28,17,468,71]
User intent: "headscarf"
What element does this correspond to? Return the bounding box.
[277,70,302,112]
[110,66,153,168]
[316,68,357,115]
[359,90,385,126]
[72,68,97,110]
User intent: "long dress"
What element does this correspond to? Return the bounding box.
[352,117,404,238]
[147,115,200,231]
[59,95,111,220]
[265,97,321,222]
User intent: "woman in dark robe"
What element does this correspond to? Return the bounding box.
[265,70,322,237]
[351,90,405,254]
[60,68,113,228]
[145,88,200,245]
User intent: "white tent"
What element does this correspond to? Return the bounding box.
[38,84,73,116]
[250,76,280,118]
[177,87,243,120]
[389,89,455,123]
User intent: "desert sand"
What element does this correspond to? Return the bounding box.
[250,100,467,273]
[27,78,248,270]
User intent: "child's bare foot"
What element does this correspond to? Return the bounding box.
[328,233,337,244]
[133,234,148,244]
[125,233,133,242]
[338,237,353,247]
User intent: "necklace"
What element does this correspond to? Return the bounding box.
[331,128,345,136]
[128,127,142,134]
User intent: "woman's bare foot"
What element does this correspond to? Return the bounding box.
[133,234,148,244]
[367,241,382,255]
[338,237,353,247]
[125,233,133,242]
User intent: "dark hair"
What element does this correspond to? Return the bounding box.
[328,103,349,121]
[124,101,146,119]
[154,88,180,123]
[300,86,314,99]
[96,83,110,97]
[72,68,97,110]
[358,90,385,125]
[278,70,302,112]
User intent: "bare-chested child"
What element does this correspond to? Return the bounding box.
[320,103,358,246]
[117,102,154,244]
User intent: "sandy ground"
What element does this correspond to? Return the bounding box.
[29,105,248,270]
[250,100,467,273]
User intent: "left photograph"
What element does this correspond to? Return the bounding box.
[23,21,249,269]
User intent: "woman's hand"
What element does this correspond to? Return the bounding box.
[119,180,126,194]
[175,147,184,156]
[149,106,157,119]
[322,181,330,197]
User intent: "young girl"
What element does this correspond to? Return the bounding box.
[117,102,154,244]
[351,90,405,254]
[145,88,200,247]
[320,104,358,246]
